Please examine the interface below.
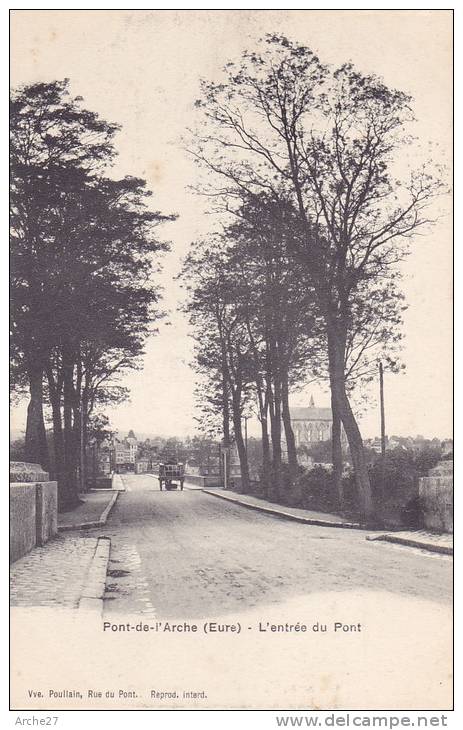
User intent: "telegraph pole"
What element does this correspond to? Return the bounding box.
[379,361,386,459]
[379,361,386,503]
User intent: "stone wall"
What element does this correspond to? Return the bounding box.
[95,476,112,489]
[10,483,37,563]
[36,482,58,546]
[184,474,223,488]
[10,480,58,562]
[419,460,453,534]
[10,461,49,483]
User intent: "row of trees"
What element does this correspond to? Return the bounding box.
[183,35,443,520]
[10,80,173,507]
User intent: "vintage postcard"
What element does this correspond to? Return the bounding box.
[9,9,453,713]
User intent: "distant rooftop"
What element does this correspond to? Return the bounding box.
[290,406,332,421]
[289,396,332,422]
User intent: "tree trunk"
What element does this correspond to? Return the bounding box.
[46,372,69,509]
[281,374,301,505]
[232,406,250,494]
[81,396,89,491]
[62,343,79,506]
[281,374,298,476]
[260,414,271,496]
[72,400,85,492]
[254,377,271,496]
[92,443,97,489]
[74,359,86,492]
[244,312,271,495]
[328,329,374,521]
[330,391,344,510]
[221,342,231,489]
[267,375,283,500]
[24,365,49,470]
[51,406,65,489]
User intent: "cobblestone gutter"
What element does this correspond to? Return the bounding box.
[79,536,111,617]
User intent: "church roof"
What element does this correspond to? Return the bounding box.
[290,406,332,421]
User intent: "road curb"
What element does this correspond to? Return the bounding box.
[202,489,362,530]
[366,533,453,555]
[59,490,120,532]
[79,536,111,616]
[111,473,126,492]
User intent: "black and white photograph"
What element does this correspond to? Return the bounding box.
[9,8,453,714]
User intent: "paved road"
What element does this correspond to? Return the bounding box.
[101,474,452,619]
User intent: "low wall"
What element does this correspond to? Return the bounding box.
[36,482,58,546]
[419,461,453,534]
[185,474,223,488]
[10,461,49,483]
[10,483,37,563]
[10,481,58,562]
[95,476,112,489]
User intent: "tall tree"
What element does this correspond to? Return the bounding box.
[10,79,118,469]
[182,237,254,492]
[183,193,324,500]
[190,35,443,519]
[224,193,323,496]
[11,80,174,506]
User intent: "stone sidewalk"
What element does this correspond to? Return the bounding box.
[201,488,360,528]
[10,535,99,608]
[367,529,453,555]
[59,489,119,531]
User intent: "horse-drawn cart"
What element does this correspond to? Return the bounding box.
[158,462,185,491]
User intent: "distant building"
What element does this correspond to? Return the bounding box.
[97,448,112,475]
[289,395,333,446]
[135,457,150,474]
[387,436,409,451]
[365,438,383,453]
[126,430,138,462]
[112,430,138,471]
[364,435,447,454]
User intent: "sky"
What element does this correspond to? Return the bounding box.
[10,9,453,440]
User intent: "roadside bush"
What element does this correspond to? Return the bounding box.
[340,470,361,515]
[368,447,441,528]
[414,447,442,475]
[370,449,417,496]
[295,446,443,524]
[297,466,339,513]
[239,446,443,525]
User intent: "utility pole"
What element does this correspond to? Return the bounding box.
[379,361,386,503]
[379,361,386,459]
